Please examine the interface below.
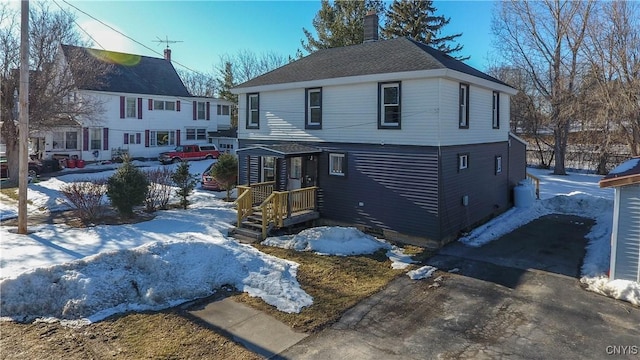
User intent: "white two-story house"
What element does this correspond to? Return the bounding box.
[33,45,234,163]
[230,13,526,247]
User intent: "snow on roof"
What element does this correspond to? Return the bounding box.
[599,157,640,188]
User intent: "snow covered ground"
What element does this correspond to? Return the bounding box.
[0,163,638,326]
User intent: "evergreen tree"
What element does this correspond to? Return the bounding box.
[106,156,149,217]
[171,161,197,209]
[381,0,467,60]
[301,0,385,53]
[216,61,238,128]
[211,153,238,201]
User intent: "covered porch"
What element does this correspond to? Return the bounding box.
[233,144,323,240]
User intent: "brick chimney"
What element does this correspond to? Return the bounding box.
[363,10,378,43]
[164,48,171,61]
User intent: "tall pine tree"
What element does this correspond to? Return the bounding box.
[301,0,385,53]
[381,0,467,60]
[216,61,238,128]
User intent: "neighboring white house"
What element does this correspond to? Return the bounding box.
[230,12,526,246]
[31,45,234,163]
[599,157,640,282]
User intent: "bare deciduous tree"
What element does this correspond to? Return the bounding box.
[493,0,596,175]
[1,3,108,186]
[176,69,216,97]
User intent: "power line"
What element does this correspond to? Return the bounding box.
[52,0,105,50]
[60,0,210,78]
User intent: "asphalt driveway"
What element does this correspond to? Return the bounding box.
[277,215,640,359]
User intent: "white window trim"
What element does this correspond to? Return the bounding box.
[496,155,502,174]
[149,130,176,147]
[380,82,400,127]
[459,84,469,128]
[90,128,102,150]
[126,97,137,118]
[197,101,206,120]
[492,91,500,129]
[458,154,469,170]
[307,88,322,126]
[248,94,259,128]
[329,153,346,176]
[261,156,275,182]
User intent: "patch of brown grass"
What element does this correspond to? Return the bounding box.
[232,245,407,333]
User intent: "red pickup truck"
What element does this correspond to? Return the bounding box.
[158,144,220,164]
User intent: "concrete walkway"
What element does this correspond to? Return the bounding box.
[187,297,308,359]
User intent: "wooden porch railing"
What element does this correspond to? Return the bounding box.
[259,187,317,239]
[235,181,275,227]
[526,173,540,199]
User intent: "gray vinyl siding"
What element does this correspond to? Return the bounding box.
[317,143,440,239]
[508,134,527,193]
[439,142,510,239]
[612,184,640,282]
[238,151,261,185]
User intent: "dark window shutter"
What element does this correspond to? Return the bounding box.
[103,128,109,150]
[137,98,143,119]
[119,96,125,118]
[83,127,89,150]
[136,133,141,144]
[145,130,150,147]
[192,101,197,120]
[176,130,181,146]
[206,101,210,120]
[124,133,129,144]
[176,100,181,111]
[148,99,153,110]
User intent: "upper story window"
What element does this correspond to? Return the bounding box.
[154,100,175,111]
[247,93,260,129]
[196,102,206,120]
[126,97,137,118]
[459,83,469,129]
[217,104,230,115]
[379,82,401,129]
[305,88,322,129]
[492,91,500,129]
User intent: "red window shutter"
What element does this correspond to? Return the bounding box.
[136,133,141,144]
[206,101,210,120]
[148,99,153,110]
[176,100,181,111]
[119,96,125,118]
[124,133,129,144]
[176,130,181,146]
[192,101,197,120]
[103,128,109,150]
[138,98,143,119]
[83,127,89,150]
[145,130,150,147]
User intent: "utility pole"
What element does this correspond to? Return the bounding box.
[17,0,29,234]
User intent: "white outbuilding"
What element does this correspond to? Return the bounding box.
[599,157,640,282]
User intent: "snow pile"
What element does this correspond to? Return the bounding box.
[580,277,640,306]
[0,235,312,324]
[407,265,437,280]
[262,226,417,269]
[262,226,392,256]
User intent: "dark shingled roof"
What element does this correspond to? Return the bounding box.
[235,37,509,89]
[61,45,191,97]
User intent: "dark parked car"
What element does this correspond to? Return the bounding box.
[0,157,45,179]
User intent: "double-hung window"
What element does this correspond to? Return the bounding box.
[126,97,137,118]
[379,82,401,128]
[217,105,230,115]
[492,91,500,129]
[52,131,78,150]
[459,83,469,128]
[90,128,102,150]
[306,88,322,129]
[329,153,346,176]
[197,102,206,120]
[261,156,275,182]
[186,128,207,141]
[247,93,260,129]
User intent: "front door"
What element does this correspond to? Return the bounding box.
[288,157,302,190]
[302,155,318,188]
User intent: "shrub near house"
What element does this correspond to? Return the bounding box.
[158,144,220,164]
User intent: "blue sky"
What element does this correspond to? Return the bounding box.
[17,0,496,75]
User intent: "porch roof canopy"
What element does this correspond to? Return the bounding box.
[236,143,323,158]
